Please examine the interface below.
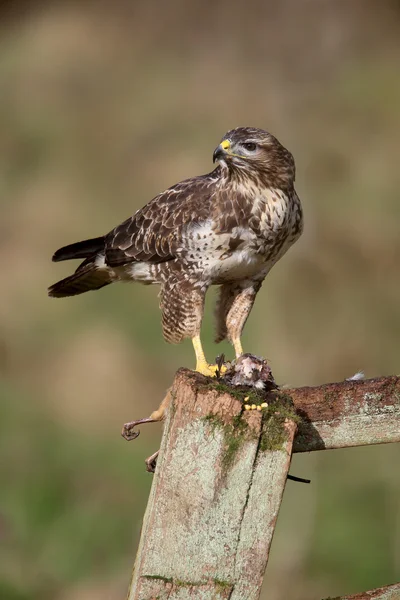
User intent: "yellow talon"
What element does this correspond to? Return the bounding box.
[256,405,262,411]
[261,402,268,408]
[192,334,226,377]
[251,404,257,410]
[196,361,226,378]
[244,404,251,411]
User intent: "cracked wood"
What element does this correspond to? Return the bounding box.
[127,370,297,600]
[289,375,400,452]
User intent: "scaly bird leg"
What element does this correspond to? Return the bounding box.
[145,450,160,473]
[232,337,244,359]
[215,281,262,361]
[192,334,225,377]
[121,388,172,440]
[121,417,156,440]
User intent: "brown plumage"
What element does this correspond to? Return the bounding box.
[49,127,303,375]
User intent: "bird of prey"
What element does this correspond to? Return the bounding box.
[49,127,303,376]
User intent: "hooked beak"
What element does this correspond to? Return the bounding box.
[213,139,231,163]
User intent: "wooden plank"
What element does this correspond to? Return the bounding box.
[231,418,296,600]
[322,581,400,599]
[127,370,297,600]
[289,376,400,452]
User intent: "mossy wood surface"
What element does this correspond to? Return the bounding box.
[127,369,296,600]
[290,375,400,452]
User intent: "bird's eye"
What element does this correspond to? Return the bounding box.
[242,142,257,152]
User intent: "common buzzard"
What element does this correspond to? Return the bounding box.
[49,127,303,376]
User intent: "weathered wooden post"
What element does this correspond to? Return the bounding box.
[125,370,400,600]
[127,368,298,599]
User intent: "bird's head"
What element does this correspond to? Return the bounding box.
[213,127,295,188]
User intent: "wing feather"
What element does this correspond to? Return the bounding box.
[104,171,219,267]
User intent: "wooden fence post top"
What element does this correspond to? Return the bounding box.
[127,367,297,600]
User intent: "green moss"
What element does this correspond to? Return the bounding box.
[259,391,300,452]
[143,576,200,587]
[213,578,232,590]
[174,578,214,587]
[202,412,255,472]
[174,579,194,587]
[205,380,267,406]
[143,574,173,583]
[203,386,301,457]
[143,576,232,592]
[202,413,225,429]
[204,381,247,401]
[222,414,251,470]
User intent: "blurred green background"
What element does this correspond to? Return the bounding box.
[1,1,400,599]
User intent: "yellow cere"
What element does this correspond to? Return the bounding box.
[220,139,231,150]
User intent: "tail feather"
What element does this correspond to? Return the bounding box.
[52,237,105,262]
[48,261,111,298]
